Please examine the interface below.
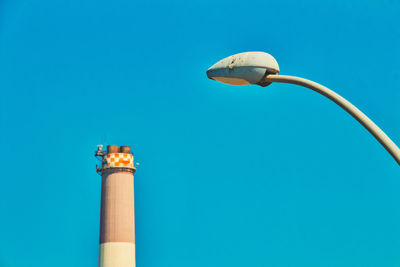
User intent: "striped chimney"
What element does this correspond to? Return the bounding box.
[97,145,136,267]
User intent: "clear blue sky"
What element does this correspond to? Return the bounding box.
[1,0,400,266]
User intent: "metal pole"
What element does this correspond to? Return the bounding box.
[265,74,400,166]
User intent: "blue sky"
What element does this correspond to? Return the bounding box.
[1,0,400,266]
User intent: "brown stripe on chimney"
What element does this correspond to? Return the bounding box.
[100,170,135,244]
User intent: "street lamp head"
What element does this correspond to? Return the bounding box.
[206,51,280,87]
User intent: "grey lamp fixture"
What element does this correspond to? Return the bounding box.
[207,51,400,166]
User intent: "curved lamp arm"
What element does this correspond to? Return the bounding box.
[265,75,400,166]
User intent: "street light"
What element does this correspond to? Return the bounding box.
[206,51,400,166]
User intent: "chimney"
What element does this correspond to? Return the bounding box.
[97,145,136,267]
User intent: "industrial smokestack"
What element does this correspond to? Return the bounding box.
[96,145,136,267]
